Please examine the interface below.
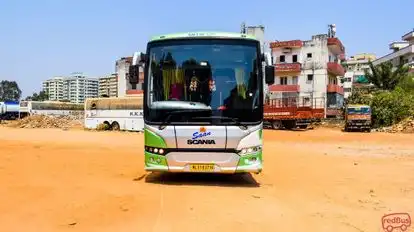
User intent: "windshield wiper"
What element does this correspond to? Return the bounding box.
[158,109,212,130]
[191,116,248,130]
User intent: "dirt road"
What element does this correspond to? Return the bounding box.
[0,126,413,232]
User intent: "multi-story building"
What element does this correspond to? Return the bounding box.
[42,77,64,101]
[62,73,99,103]
[115,56,144,97]
[372,29,414,72]
[342,53,376,98]
[268,29,346,118]
[42,73,99,103]
[98,73,118,97]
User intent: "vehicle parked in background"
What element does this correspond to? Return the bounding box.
[264,97,325,129]
[84,96,144,131]
[344,104,372,132]
[0,101,19,120]
[18,100,84,118]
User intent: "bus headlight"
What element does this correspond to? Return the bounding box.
[239,145,261,156]
[145,146,167,155]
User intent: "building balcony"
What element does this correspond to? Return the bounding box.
[327,62,346,76]
[268,84,300,92]
[274,63,301,74]
[270,40,303,49]
[327,84,344,95]
[327,37,345,55]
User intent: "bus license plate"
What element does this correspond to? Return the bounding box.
[189,164,215,172]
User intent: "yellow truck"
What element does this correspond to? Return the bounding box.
[344,104,372,132]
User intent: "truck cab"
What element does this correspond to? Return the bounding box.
[344,104,372,132]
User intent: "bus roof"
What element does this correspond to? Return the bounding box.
[149,31,258,42]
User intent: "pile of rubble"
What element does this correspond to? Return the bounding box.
[373,117,414,133]
[7,114,83,130]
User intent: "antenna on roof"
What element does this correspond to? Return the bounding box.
[328,24,336,38]
[241,22,246,34]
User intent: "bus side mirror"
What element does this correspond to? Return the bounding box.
[128,65,140,84]
[133,52,146,65]
[139,52,146,64]
[265,65,275,85]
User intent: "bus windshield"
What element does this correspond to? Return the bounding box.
[144,39,262,125]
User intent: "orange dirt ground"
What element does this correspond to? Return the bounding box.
[0,126,413,232]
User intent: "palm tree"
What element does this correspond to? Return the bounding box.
[365,61,409,91]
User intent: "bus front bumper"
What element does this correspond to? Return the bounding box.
[144,151,262,174]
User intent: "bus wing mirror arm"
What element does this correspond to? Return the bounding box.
[265,65,275,85]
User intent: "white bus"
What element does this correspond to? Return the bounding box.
[19,100,84,118]
[84,96,144,131]
[129,31,275,174]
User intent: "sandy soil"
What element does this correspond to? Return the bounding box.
[0,126,413,232]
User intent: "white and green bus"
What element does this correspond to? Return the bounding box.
[129,32,275,174]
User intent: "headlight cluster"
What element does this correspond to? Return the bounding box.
[145,146,165,155]
[239,145,262,155]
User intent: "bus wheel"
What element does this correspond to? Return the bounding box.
[111,121,120,131]
[282,120,296,130]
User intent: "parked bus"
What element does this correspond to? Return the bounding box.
[84,96,144,131]
[128,31,275,174]
[19,100,84,118]
[0,101,19,120]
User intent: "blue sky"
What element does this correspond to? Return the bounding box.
[1,0,413,97]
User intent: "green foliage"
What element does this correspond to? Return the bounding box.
[365,61,409,91]
[0,80,22,101]
[397,73,414,93]
[25,90,49,101]
[347,86,414,128]
[96,122,110,131]
[347,62,413,128]
[370,87,414,128]
[346,88,372,105]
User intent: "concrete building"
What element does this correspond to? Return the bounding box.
[42,73,99,104]
[98,73,118,97]
[115,56,144,97]
[342,53,376,98]
[372,29,414,72]
[62,73,99,104]
[242,23,270,101]
[268,27,346,118]
[42,77,64,101]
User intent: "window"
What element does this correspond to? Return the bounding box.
[293,55,298,63]
[280,77,288,85]
[292,76,298,85]
[280,55,285,63]
[307,74,313,81]
[307,53,312,58]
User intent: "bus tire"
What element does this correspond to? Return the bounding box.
[282,120,296,130]
[111,121,120,131]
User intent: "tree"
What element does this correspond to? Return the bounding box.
[397,73,414,93]
[25,90,49,101]
[0,80,22,101]
[365,61,409,91]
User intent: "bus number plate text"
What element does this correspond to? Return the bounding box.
[189,164,215,172]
